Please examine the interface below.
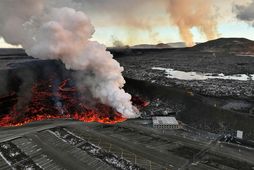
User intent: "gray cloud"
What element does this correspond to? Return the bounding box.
[235,0,254,26]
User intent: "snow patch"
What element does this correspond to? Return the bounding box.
[152,67,254,81]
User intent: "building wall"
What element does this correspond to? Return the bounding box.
[153,124,179,129]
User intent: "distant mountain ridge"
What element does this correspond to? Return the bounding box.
[129,38,254,54]
[192,38,254,54]
[131,42,186,49]
[132,43,171,49]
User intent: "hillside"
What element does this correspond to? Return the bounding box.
[193,38,254,54]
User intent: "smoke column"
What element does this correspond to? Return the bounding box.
[167,0,218,47]
[0,0,139,118]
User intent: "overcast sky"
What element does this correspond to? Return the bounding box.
[1,0,254,47]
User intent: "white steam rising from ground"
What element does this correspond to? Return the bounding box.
[0,1,139,118]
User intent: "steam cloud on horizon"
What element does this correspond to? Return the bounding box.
[0,0,139,118]
[167,0,218,47]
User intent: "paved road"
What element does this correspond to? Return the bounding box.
[0,120,82,143]
[0,120,254,170]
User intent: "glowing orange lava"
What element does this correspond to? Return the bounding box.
[0,79,147,127]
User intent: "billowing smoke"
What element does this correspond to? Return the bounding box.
[0,72,8,96]
[235,0,254,26]
[167,0,218,47]
[0,0,139,118]
[16,70,36,111]
[112,36,125,47]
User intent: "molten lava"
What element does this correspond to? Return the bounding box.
[0,79,148,127]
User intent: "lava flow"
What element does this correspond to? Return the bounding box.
[0,78,148,127]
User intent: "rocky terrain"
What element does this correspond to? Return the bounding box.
[113,38,254,100]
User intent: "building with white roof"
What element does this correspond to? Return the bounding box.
[152,116,180,129]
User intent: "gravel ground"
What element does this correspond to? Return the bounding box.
[115,49,254,99]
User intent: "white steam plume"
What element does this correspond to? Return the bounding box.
[0,1,139,118]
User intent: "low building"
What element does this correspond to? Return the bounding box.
[153,116,180,129]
